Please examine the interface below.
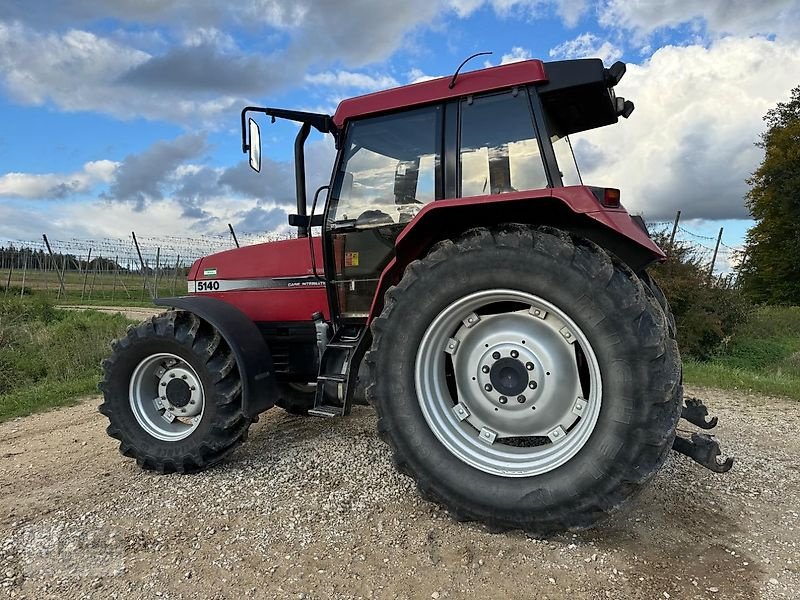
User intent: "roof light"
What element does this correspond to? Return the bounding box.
[604,61,626,87]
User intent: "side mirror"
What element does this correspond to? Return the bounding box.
[248,118,261,172]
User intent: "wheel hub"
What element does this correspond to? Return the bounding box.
[157,366,202,417]
[489,357,530,397]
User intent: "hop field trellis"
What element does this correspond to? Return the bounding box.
[0,229,287,304]
[1,215,744,305]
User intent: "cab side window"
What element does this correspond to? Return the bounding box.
[459,90,548,197]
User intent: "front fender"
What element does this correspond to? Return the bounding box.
[154,296,276,417]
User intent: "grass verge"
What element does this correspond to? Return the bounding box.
[682,305,800,401]
[0,297,133,423]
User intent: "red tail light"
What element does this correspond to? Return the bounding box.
[590,187,621,208]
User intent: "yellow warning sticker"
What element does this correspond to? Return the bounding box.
[344,251,359,267]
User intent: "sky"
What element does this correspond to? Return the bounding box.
[1,0,799,258]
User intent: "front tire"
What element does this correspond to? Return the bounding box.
[99,311,252,473]
[366,226,681,534]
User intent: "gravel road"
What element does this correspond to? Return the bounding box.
[1,386,798,600]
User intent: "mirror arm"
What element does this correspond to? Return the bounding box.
[240,106,336,154]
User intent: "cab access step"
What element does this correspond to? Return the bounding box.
[308,324,369,418]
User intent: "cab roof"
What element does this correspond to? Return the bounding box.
[332,59,547,128]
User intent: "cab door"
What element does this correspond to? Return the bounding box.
[323,105,444,319]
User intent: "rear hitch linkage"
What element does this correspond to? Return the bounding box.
[672,397,734,473]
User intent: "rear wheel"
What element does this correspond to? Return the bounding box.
[99,311,252,473]
[366,225,681,534]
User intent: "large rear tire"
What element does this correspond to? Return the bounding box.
[99,311,252,473]
[366,225,681,535]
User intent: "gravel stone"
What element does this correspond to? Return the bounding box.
[0,386,798,599]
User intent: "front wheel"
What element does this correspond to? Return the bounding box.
[99,311,252,473]
[366,226,681,534]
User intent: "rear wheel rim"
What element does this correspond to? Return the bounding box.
[129,352,205,442]
[414,289,602,477]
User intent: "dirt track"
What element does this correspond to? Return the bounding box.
[1,387,798,599]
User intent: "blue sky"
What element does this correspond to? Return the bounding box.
[1,0,799,268]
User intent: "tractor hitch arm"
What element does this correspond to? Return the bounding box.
[673,433,734,473]
[682,396,718,429]
[673,397,733,473]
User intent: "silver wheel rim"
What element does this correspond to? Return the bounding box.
[415,289,602,477]
[129,352,205,442]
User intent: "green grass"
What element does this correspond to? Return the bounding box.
[0,375,99,422]
[0,297,133,422]
[683,305,800,400]
[2,267,186,307]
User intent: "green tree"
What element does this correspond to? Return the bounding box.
[739,85,800,303]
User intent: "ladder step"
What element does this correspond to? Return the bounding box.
[324,343,355,350]
[308,406,345,418]
[317,374,346,383]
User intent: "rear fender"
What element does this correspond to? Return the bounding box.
[367,186,664,321]
[154,296,276,417]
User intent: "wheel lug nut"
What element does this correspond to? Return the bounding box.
[492,351,501,360]
[190,386,196,391]
[181,374,187,380]
[526,362,534,370]
[160,382,166,387]
[484,384,493,392]
[517,395,526,403]
[510,350,519,358]
[169,373,175,378]
[529,381,538,390]
[481,365,490,374]
[499,396,507,404]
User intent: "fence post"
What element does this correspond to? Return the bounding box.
[228,223,240,248]
[43,234,67,300]
[669,210,681,246]
[88,258,99,301]
[4,259,12,297]
[19,250,28,298]
[80,248,92,302]
[708,227,724,280]
[153,247,161,299]
[171,254,181,295]
[132,232,149,301]
[111,255,119,302]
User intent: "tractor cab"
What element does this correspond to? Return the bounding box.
[242,58,638,319]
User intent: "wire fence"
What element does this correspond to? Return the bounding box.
[0,229,286,305]
[0,216,744,305]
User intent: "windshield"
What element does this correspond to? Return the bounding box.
[329,105,442,228]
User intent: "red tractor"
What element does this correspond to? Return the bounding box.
[100,57,732,534]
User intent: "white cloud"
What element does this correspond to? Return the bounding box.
[549,33,622,64]
[0,22,244,125]
[555,0,588,27]
[500,46,533,64]
[0,160,118,199]
[304,71,399,91]
[407,68,439,84]
[572,37,800,221]
[599,0,800,39]
[449,0,588,25]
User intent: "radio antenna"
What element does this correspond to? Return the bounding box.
[448,51,493,89]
